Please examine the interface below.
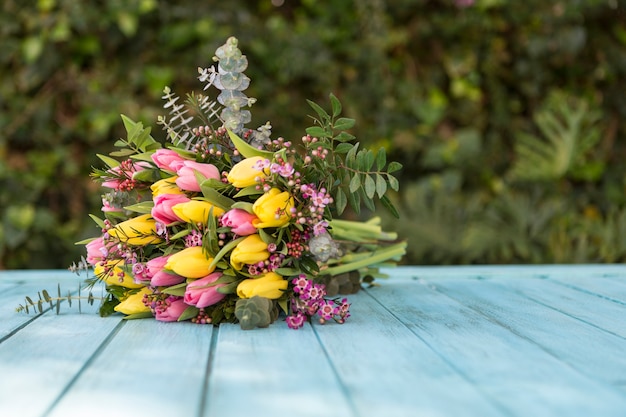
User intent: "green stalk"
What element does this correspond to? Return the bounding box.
[322,241,407,277]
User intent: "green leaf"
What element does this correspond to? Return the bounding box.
[349,174,361,193]
[387,174,400,192]
[334,132,356,142]
[375,174,387,198]
[110,149,135,157]
[347,188,361,215]
[178,306,200,322]
[230,201,255,213]
[380,195,400,219]
[96,154,120,169]
[364,174,376,199]
[375,148,387,171]
[199,181,236,211]
[335,188,347,215]
[387,161,403,173]
[88,214,106,229]
[162,282,188,296]
[305,126,327,138]
[123,312,154,320]
[346,143,359,167]
[227,130,274,159]
[132,168,161,183]
[334,143,354,154]
[124,201,154,214]
[333,117,355,131]
[306,99,330,122]
[330,93,342,117]
[361,188,376,211]
[234,185,263,198]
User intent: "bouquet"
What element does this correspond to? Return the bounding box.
[23,37,406,330]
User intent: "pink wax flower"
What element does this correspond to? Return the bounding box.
[147,255,186,286]
[221,208,258,236]
[101,160,149,191]
[152,193,191,225]
[151,149,187,171]
[175,161,220,192]
[155,296,188,322]
[184,272,226,308]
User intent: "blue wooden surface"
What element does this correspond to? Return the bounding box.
[1,265,625,417]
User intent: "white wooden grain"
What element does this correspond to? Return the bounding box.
[427,276,626,386]
[47,319,213,417]
[203,322,354,417]
[312,289,505,417]
[366,278,626,416]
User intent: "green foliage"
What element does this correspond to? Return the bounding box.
[2,1,626,267]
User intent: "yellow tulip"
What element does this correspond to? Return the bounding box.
[227,156,267,188]
[94,261,144,289]
[172,200,225,224]
[230,234,269,270]
[237,272,287,299]
[252,188,294,228]
[107,214,162,246]
[165,246,215,279]
[151,177,185,196]
[114,287,152,315]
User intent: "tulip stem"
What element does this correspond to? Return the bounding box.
[322,240,407,277]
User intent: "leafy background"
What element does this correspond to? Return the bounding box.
[2,0,626,269]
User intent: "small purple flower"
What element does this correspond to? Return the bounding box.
[286,313,307,329]
[317,300,339,321]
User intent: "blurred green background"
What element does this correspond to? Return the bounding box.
[2,0,626,269]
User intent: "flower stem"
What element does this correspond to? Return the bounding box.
[322,240,407,277]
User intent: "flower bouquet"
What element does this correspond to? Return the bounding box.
[30,37,406,330]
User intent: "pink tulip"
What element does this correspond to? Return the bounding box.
[175,161,220,192]
[151,149,187,171]
[86,237,109,266]
[151,193,191,225]
[146,255,186,286]
[101,161,149,190]
[221,208,258,236]
[155,297,188,322]
[184,272,226,308]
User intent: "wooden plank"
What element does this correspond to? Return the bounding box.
[501,276,626,338]
[203,322,354,417]
[311,289,505,417]
[366,279,626,416]
[549,274,626,304]
[0,305,121,417]
[47,319,214,417]
[427,276,626,387]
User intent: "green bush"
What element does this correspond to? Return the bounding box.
[2,0,626,268]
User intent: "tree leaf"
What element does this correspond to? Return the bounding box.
[375,147,387,171]
[330,93,342,117]
[349,174,361,193]
[333,117,355,131]
[387,161,403,173]
[335,188,347,215]
[177,305,200,322]
[380,195,400,219]
[124,201,155,214]
[227,129,274,159]
[306,99,330,122]
[375,174,387,198]
[96,153,120,169]
[387,174,400,191]
[305,126,327,138]
[364,174,376,199]
[334,132,356,142]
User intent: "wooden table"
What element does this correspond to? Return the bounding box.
[1,265,625,417]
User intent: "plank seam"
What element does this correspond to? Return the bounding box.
[41,319,127,417]
[548,279,626,307]
[362,286,516,417]
[197,324,219,417]
[311,323,360,417]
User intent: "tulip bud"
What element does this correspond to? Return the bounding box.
[183,272,227,308]
[252,188,294,228]
[94,261,144,289]
[236,272,287,299]
[165,246,216,279]
[114,287,152,315]
[221,208,258,236]
[152,193,191,225]
[175,161,220,192]
[151,177,185,196]
[151,149,187,171]
[227,156,267,188]
[230,234,269,270]
[107,214,162,246]
[155,297,188,322]
[172,200,225,224]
